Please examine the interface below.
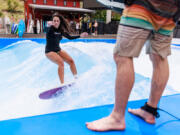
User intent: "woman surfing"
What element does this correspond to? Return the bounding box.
[45,12,88,85]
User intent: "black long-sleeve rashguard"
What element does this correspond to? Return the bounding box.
[45,26,80,53]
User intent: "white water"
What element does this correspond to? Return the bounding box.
[134,38,180,91]
[0,39,179,121]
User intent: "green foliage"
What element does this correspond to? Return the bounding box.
[92,10,106,22]
[92,10,121,22]
[111,11,121,21]
[0,11,3,17]
[7,0,20,13]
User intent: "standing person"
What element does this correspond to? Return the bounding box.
[45,13,88,85]
[87,20,92,35]
[4,15,11,34]
[79,18,83,34]
[86,0,180,131]
[92,21,95,35]
[89,21,92,35]
[76,21,80,34]
[93,20,98,36]
[0,17,2,29]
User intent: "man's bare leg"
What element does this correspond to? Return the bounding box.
[86,55,135,131]
[128,54,169,124]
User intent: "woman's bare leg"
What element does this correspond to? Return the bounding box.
[59,50,77,76]
[46,52,64,84]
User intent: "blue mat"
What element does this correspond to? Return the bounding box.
[0,94,179,135]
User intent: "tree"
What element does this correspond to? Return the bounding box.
[92,10,121,22]
[0,11,3,17]
[111,11,121,21]
[7,0,20,13]
[92,10,106,22]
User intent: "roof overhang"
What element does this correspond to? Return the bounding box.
[83,0,107,9]
[97,0,125,10]
[29,4,95,13]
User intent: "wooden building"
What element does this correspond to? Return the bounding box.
[24,0,94,33]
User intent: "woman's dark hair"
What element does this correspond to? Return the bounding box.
[52,12,72,33]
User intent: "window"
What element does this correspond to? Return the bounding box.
[54,0,57,5]
[64,0,67,6]
[33,0,36,3]
[44,0,47,4]
[73,1,76,7]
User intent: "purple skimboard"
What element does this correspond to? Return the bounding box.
[39,82,75,99]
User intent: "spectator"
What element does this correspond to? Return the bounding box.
[76,21,80,34]
[93,20,98,36]
[4,15,11,34]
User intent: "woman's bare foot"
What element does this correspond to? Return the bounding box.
[128,108,155,124]
[86,115,125,132]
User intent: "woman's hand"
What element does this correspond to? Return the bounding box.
[80,32,88,38]
[47,21,53,27]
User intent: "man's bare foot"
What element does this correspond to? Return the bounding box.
[128,108,155,124]
[86,115,125,132]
